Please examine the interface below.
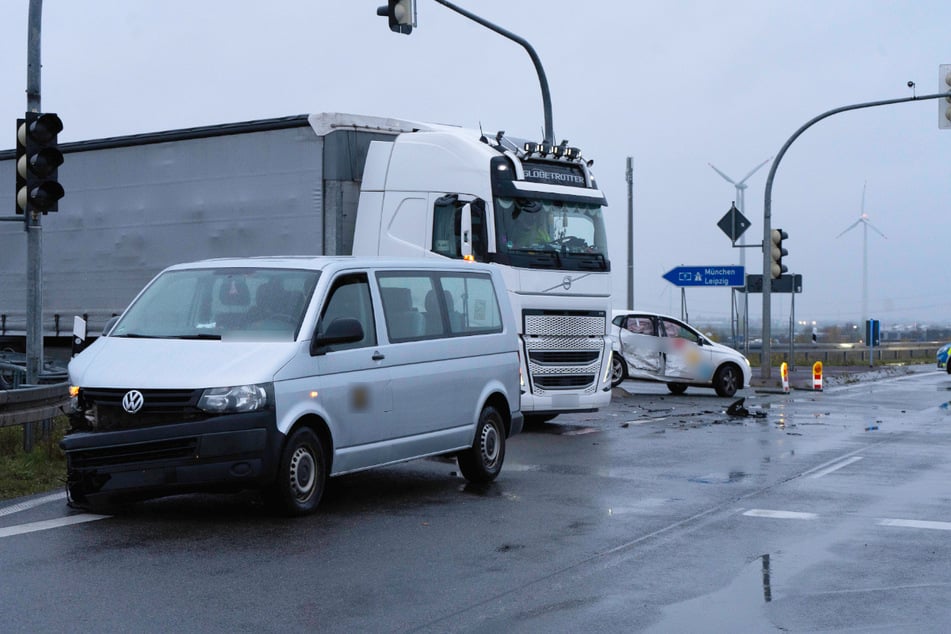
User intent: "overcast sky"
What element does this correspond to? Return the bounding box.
[2,1,949,329]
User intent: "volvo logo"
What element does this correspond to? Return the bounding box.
[562,276,572,290]
[122,390,145,414]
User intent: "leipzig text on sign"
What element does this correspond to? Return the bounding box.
[662,266,745,288]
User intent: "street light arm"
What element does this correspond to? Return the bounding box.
[434,0,554,144]
[760,90,951,379]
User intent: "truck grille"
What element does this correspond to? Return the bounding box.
[522,311,606,395]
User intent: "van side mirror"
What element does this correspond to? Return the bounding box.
[310,318,365,356]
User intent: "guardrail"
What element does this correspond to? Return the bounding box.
[743,343,938,368]
[0,382,70,451]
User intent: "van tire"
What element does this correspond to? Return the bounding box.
[458,406,506,483]
[667,382,687,395]
[271,427,326,516]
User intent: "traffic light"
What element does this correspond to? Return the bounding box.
[940,64,951,130]
[769,228,788,279]
[377,0,415,34]
[16,112,64,214]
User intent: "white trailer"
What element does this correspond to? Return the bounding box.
[1,113,613,418]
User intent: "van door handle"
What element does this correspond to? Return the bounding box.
[372,351,385,361]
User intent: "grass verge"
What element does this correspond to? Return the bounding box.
[0,417,68,502]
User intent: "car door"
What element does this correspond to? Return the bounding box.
[658,317,713,381]
[618,314,665,380]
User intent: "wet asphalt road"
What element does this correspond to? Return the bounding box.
[2,366,950,632]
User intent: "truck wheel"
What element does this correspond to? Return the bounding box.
[713,364,741,397]
[667,382,687,395]
[271,427,326,516]
[458,406,505,483]
[611,354,626,387]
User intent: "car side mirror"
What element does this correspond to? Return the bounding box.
[310,318,364,356]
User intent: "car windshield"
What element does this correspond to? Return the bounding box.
[110,267,320,342]
[494,196,608,270]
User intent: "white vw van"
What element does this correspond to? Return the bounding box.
[62,256,523,515]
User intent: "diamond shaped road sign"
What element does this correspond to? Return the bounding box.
[717,203,751,242]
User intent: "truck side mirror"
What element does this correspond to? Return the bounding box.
[460,202,473,260]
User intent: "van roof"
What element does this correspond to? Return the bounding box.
[164,255,495,274]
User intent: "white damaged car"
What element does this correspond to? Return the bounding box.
[610,311,751,397]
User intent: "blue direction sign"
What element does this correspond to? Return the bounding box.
[662,265,745,287]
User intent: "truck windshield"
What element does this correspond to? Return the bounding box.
[493,196,608,271]
[110,267,319,342]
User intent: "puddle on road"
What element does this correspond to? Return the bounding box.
[644,553,775,632]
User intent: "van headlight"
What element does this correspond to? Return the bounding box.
[198,383,270,413]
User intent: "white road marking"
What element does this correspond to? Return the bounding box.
[878,519,951,531]
[808,456,863,479]
[0,514,110,539]
[0,491,66,518]
[742,509,818,520]
[800,446,868,478]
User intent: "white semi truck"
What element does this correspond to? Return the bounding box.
[0,113,613,419]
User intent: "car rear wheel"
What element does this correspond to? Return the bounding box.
[611,354,627,387]
[713,364,741,397]
[667,382,687,395]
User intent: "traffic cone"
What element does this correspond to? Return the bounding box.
[812,361,823,391]
[780,361,789,393]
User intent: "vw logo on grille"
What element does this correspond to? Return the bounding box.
[122,390,145,414]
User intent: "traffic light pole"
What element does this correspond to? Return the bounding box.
[433,0,554,145]
[25,0,44,387]
[761,90,951,379]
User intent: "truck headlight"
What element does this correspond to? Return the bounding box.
[198,383,270,413]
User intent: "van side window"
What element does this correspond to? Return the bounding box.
[439,274,502,335]
[378,274,432,341]
[316,274,376,352]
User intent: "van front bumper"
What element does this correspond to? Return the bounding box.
[59,412,282,505]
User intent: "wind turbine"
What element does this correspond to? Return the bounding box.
[708,157,772,268]
[835,182,886,330]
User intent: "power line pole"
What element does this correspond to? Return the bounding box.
[626,156,634,309]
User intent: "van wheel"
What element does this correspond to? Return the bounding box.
[271,427,326,516]
[458,406,506,483]
[611,354,626,387]
[667,382,687,395]
[714,364,741,397]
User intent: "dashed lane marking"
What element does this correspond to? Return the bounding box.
[0,514,110,539]
[878,519,951,531]
[808,456,863,479]
[0,491,66,518]
[742,509,818,520]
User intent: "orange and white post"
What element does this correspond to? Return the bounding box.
[780,361,789,393]
[812,361,823,391]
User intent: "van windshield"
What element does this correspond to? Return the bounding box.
[110,268,320,342]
